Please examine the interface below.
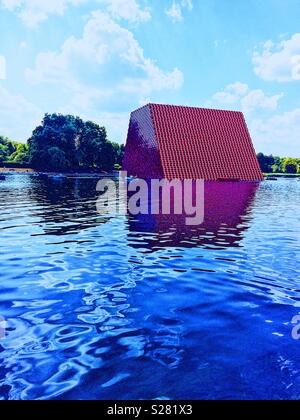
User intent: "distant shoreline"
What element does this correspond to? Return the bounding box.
[0,167,119,176]
[264,173,300,178]
[1,167,300,179]
[0,167,35,173]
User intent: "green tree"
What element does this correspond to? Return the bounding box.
[0,142,9,164]
[283,158,298,174]
[111,143,125,166]
[257,153,276,173]
[28,114,81,170]
[46,147,69,171]
[28,113,118,172]
[271,156,283,173]
[0,136,28,164]
[77,121,108,168]
[95,141,115,171]
[9,143,29,164]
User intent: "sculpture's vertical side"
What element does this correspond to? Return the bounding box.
[123,105,164,179]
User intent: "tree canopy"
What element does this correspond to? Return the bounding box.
[28,113,124,172]
[0,136,29,165]
[257,153,300,174]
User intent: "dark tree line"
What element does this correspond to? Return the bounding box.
[257,153,300,174]
[1,113,125,172]
[28,114,124,171]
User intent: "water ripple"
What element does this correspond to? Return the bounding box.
[0,175,299,399]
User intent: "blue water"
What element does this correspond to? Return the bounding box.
[0,174,299,400]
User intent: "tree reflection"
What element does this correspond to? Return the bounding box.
[26,176,112,237]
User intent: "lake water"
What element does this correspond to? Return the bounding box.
[0,175,299,400]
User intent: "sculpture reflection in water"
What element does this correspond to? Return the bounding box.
[127,181,259,251]
[23,174,258,249]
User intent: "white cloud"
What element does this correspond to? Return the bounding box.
[0,86,42,141]
[1,0,151,26]
[120,61,183,94]
[26,10,183,97]
[166,2,183,22]
[212,82,283,115]
[253,33,300,82]
[250,108,300,157]
[210,82,300,156]
[165,0,193,22]
[213,82,249,104]
[242,89,283,114]
[60,104,130,143]
[0,55,6,80]
[1,0,87,27]
[101,0,151,23]
[25,10,183,142]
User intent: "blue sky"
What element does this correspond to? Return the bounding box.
[0,0,300,156]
